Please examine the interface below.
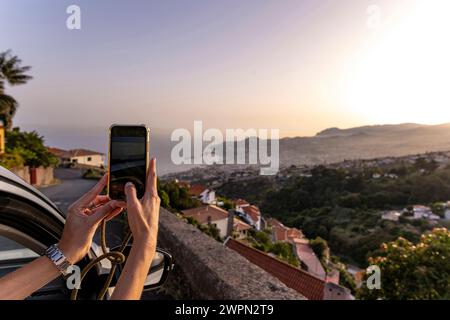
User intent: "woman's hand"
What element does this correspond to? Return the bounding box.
[111,158,160,300]
[58,174,126,263]
[124,158,161,253]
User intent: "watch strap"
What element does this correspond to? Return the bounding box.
[45,244,72,277]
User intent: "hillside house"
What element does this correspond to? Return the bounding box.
[181,205,230,238]
[48,147,105,168]
[188,184,216,204]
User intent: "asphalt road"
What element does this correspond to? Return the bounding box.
[40,168,126,248]
[40,168,97,214]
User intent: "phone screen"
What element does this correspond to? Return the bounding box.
[108,125,148,200]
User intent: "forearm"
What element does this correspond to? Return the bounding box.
[111,243,155,300]
[0,256,60,300]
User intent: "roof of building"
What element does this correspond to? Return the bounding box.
[181,205,228,224]
[48,147,104,158]
[70,149,104,157]
[233,218,252,232]
[266,218,285,228]
[242,205,261,223]
[287,227,304,239]
[47,147,71,158]
[225,238,326,300]
[235,199,250,207]
[188,184,208,196]
[295,242,326,279]
[274,226,288,242]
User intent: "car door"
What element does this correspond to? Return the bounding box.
[0,166,69,299]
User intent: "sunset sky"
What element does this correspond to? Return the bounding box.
[2,0,450,137]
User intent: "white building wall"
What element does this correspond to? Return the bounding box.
[70,154,104,167]
[209,218,229,238]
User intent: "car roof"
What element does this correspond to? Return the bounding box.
[0,166,65,224]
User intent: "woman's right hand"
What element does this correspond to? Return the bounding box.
[124,158,161,253]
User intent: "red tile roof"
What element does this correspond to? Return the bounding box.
[267,218,285,228]
[189,184,208,196]
[242,205,260,223]
[274,226,288,241]
[182,205,228,224]
[235,199,250,207]
[48,147,103,157]
[48,147,71,158]
[226,239,325,300]
[233,218,252,232]
[287,228,304,239]
[70,149,104,156]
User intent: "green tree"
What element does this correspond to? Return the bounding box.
[268,242,299,267]
[0,50,32,129]
[5,128,57,168]
[310,236,330,266]
[358,228,450,300]
[158,189,170,209]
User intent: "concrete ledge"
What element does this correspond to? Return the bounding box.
[157,208,305,300]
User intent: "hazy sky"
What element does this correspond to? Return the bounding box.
[2,0,449,137]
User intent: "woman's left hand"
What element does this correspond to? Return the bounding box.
[58,174,126,264]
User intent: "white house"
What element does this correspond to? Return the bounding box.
[188,184,216,204]
[445,208,450,220]
[381,210,402,222]
[181,205,230,238]
[412,205,432,219]
[48,148,105,168]
[237,204,262,231]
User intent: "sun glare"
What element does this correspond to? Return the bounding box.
[345,0,450,125]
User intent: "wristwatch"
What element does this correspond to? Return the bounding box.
[44,244,72,277]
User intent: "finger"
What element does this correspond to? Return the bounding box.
[78,174,108,207]
[105,207,124,221]
[144,158,158,200]
[92,195,110,207]
[125,182,140,210]
[89,200,122,223]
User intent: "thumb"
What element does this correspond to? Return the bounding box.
[125,182,140,209]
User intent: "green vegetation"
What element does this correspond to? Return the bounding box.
[247,229,299,267]
[82,168,105,180]
[0,50,32,129]
[0,128,58,168]
[216,159,449,270]
[158,180,201,211]
[358,228,450,300]
[185,216,222,242]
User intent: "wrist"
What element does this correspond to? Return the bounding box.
[57,242,78,264]
[131,238,156,258]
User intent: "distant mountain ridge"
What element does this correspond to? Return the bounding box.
[278,123,450,167]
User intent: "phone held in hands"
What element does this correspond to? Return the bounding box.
[107,124,150,200]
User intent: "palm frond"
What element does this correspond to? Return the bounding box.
[0,50,33,86]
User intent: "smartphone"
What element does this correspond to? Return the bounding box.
[108,124,149,200]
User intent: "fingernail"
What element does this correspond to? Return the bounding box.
[125,182,134,188]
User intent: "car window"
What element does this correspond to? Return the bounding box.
[0,235,39,261]
[0,235,39,278]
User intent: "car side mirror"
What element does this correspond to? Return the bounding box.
[108,245,174,291]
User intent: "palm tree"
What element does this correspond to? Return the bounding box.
[0,50,32,129]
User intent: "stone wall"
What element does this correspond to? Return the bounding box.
[9,166,54,187]
[157,208,305,300]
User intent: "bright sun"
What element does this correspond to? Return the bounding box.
[345,0,450,125]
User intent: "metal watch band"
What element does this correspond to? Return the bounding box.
[44,244,72,277]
